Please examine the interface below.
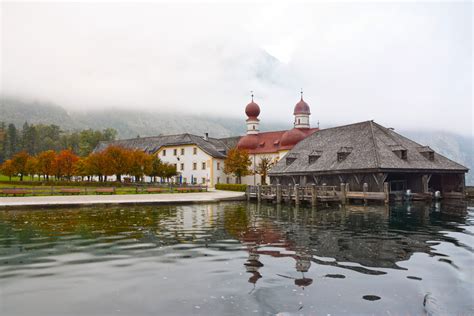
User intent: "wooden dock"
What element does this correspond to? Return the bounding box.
[247,183,390,206]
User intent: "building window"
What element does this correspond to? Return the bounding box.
[217,162,220,170]
[226,177,230,184]
[337,152,349,162]
[217,177,220,184]
[337,147,352,162]
[180,163,184,171]
[202,162,206,170]
[193,147,197,155]
[286,157,296,166]
[162,149,166,156]
[192,177,197,184]
[401,150,408,160]
[173,149,177,156]
[173,163,177,170]
[193,163,197,170]
[181,148,185,155]
[183,177,187,184]
[202,177,206,184]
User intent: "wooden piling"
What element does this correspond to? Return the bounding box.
[294,184,300,205]
[311,184,317,207]
[276,184,282,204]
[383,182,389,204]
[257,184,262,203]
[246,185,250,201]
[340,183,346,205]
[363,183,368,204]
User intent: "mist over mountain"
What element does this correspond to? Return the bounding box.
[1,97,472,184]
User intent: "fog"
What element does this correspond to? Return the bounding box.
[1,1,472,135]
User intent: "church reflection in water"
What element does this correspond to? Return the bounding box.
[0,200,469,293]
[227,201,469,290]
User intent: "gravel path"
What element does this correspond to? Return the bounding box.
[0,190,246,208]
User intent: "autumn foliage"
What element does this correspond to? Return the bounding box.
[223,148,251,184]
[0,146,178,183]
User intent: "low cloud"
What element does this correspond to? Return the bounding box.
[1,1,472,135]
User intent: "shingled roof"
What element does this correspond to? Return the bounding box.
[269,121,468,176]
[94,133,236,159]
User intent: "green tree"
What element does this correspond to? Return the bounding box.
[224,148,251,184]
[148,156,163,182]
[160,162,179,182]
[6,123,18,158]
[21,122,39,155]
[0,122,6,163]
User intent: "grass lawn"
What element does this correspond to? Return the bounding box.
[0,175,22,182]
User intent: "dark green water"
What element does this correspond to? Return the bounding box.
[0,202,472,315]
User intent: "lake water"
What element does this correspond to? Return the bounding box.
[0,202,472,315]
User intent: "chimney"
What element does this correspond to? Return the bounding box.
[204,133,209,141]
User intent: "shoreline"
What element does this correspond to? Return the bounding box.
[0,190,246,209]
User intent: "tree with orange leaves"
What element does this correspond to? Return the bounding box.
[1,160,16,181]
[103,146,130,182]
[11,151,30,181]
[128,150,153,182]
[224,148,251,184]
[85,152,110,181]
[54,149,79,180]
[37,150,56,181]
[25,156,39,181]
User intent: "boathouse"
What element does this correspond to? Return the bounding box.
[268,121,468,198]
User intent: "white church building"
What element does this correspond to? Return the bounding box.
[95,93,317,186]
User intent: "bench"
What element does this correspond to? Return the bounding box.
[145,187,164,193]
[176,187,202,193]
[59,188,82,195]
[1,189,31,196]
[95,188,115,194]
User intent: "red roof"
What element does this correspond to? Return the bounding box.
[294,98,311,115]
[237,128,318,154]
[245,101,260,119]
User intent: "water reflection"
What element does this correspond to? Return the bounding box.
[0,201,472,315]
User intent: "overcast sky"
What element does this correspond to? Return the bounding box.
[1,1,472,135]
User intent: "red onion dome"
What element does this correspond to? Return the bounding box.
[237,135,259,150]
[281,128,306,146]
[294,99,310,115]
[245,101,260,119]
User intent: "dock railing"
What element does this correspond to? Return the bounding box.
[247,183,390,205]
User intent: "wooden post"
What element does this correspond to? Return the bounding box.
[363,183,368,204]
[383,182,389,204]
[286,185,292,203]
[311,184,317,207]
[246,185,251,201]
[276,184,282,204]
[294,184,300,205]
[340,183,346,205]
[257,184,262,203]
[421,175,429,194]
